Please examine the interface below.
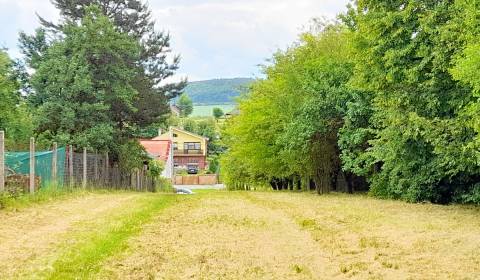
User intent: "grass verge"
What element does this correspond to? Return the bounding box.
[44,193,177,280]
[0,186,93,210]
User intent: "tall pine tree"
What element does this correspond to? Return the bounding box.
[20,0,185,135]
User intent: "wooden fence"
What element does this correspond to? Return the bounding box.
[0,131,157,194]
[66,147,156,192]
[174,174,218,185]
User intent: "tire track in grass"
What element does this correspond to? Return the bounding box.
[44,194,178,280]
[99,192,334,280]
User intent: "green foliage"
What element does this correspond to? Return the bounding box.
[208,155,220,174]
[213,107,224,119]
[177,93,193,117]
[191,104,235,117]
[221,24,357,193]
[181,117,223,154]
[17,1,185,171]
[30,6,139,153]
[117,140,147,172]
[0,50,34,149]
[147,160,165,178]
[182,78,254,105]
[18,28,49,71]
[222,1,480,204]
[33,0,186,126]
[0,51,20,127]
[155,177,174,193]
[348,0,479,203]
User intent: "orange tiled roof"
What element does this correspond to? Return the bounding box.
[139,139,171,161]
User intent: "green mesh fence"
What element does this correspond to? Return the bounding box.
[5,147,66,187]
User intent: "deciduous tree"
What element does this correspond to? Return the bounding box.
[178,94,193,117]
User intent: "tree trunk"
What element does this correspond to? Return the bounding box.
[346,173,354,194]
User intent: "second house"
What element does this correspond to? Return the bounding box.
[154,127,208,173]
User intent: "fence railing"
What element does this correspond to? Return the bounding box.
[0,131,157,194]
[173,149,204,155]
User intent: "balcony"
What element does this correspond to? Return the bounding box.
[174,149,204,156]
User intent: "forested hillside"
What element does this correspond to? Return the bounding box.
[183,78,254,104]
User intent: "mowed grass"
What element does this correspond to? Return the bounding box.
[100,191,480,279]
[0,191,180,279]
[44,193,178,280]
[191,104,236,117]
[246,192,480,279]
[2,191,479,279]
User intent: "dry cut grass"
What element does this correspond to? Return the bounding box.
[100,191,480,279]
[101,193,334,279]
[247,192,480,279]
[2,191,479,279]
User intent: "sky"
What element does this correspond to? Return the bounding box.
[0,0,350,81]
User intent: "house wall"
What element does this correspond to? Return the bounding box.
[161,141,174,179]
[155,128,208,170]
[172,130,207,156]
[174,156,206,169]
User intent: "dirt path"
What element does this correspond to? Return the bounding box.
[100,192,337,280]
[0,193,141,278]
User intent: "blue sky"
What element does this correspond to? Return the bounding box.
[0,0,350,81]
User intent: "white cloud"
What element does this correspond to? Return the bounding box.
[150,0,349,80]
[0,0,350,80]
[0,0,59,57]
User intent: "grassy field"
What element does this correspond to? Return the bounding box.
[192,104,236,117]
[1,191,479,279]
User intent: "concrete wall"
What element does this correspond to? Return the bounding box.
[161,142,174,179]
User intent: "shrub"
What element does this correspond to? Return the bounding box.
[147,160,165,178]
[155,177,174,193]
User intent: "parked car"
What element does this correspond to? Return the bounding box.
[187,165,198,174]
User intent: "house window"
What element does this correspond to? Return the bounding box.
[173,133,178,138]
[173,142,178,150]
[184,142,201,150]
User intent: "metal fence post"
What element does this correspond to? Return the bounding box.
[83,147,87,189]
[30,137,35,194]
[51,142,57,186]
[0,131,4,192]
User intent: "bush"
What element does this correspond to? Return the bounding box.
[155,177,174,193]
[147,160,165,178]
[0,192,12,209]
[118,140,148,172]
[454,183,480,205]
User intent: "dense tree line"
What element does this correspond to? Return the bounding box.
[221,0,480,204]
[0,50,34,150]
[0,0,185,168]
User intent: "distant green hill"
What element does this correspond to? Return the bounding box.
[182,78,254,105]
